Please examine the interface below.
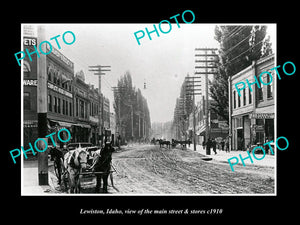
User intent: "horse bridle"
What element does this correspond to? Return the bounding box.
[77,151,88,167]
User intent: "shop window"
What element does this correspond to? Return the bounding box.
[90,102,93,116]
[66,100,68,116]
[257,77,263,101]
[57,98,61,113]
[243,88,246,106]
[48,94,52,112]
[62,99,65,115]
[76,98,79,117]
[69,102,72,116]
[267,72,273,98]
[80,100,84,118]
[24,92,31,110]
[54,97,57,113]
[233,91,236,109]
[57,75,61,86]
[23,61,31,78]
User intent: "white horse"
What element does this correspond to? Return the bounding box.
[63,148,88,193]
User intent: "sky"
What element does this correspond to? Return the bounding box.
[25,23,276,123]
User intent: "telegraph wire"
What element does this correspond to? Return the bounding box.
[223,39,264,66]
[223,32,253,56]
[62,46,113,92]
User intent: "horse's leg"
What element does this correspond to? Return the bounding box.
[62,169,68,192]
[103,174,108,193]
[95,174,101,193]
[76,175,81,193]
[69,170,76,193]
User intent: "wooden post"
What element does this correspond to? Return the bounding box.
[37,25,48,185]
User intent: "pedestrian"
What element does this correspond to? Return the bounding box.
[265,137,270,154]
[202,140,205,151]
[221,139,225,151]
[212,138,217,154]
[225,136,230,153]
[206,138,212,155]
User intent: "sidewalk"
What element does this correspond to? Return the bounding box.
[22,158,56,195]
[185,144,275,167]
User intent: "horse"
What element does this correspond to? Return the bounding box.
[90,142,115,193]
[171,139,190,149]
[159,139,171,149]
[63,148,88,193]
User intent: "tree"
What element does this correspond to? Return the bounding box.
[209,25,272,123]
[113,71,151,142]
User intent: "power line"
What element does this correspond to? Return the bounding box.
[223,32,253,55]
[223,39,264,66]
[223,26,248,42]
[62,46,113,91]
[225,26,242,38]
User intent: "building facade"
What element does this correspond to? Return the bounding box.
[23,44,111,149]
[88,84,100,145]
[46,46,75,143]
[192,96,228,145]
[230,54,275,151]
[23,36,38,148]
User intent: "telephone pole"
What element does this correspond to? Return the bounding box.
[195,48,218,155]
[88,65,111,146]
[185,74,201,151]
[37,25,48,185]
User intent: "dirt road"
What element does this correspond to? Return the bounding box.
[80,144,274,194]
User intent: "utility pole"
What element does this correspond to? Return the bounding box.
[185,75,201,151]
[228,76,232,152]
[195,48,218,155]
[37,25,48,185]
[88,65,111,146]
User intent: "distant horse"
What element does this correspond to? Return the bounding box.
[172,139,190,149]
[90,142,115,193]
[63,148,88,193]
[159,139,171,149]
[151,138,156,145]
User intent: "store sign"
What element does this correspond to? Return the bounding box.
[47,44,74,69]
[252,124,264,131]
[23,25,37,37]
[218,121,229,129]
[24,37,37,46]
[24,79,37,86]
[89,116,99,123]
[48,82,73,98]
[249,113,274,119]
[24,120,38,128]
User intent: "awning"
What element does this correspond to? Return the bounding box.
[48,119,74,128]
[57,121,74,127]
[74,123,91,129]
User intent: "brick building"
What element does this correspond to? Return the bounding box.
[23,43,111,149]
[229,54,275,151]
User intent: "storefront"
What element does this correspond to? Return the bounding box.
[232,113,251,151]
[230,54,275,152]
[250,112,274,149]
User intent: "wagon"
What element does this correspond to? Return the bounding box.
[50,146,116,193]
[79,146,117,191]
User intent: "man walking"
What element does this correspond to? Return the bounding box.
[212,138,217,154]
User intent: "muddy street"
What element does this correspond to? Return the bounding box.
[77,144,274,194]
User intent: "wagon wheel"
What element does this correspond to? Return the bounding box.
[54,158,64,183]
[62,170,70,192]
[110,172,114,187]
